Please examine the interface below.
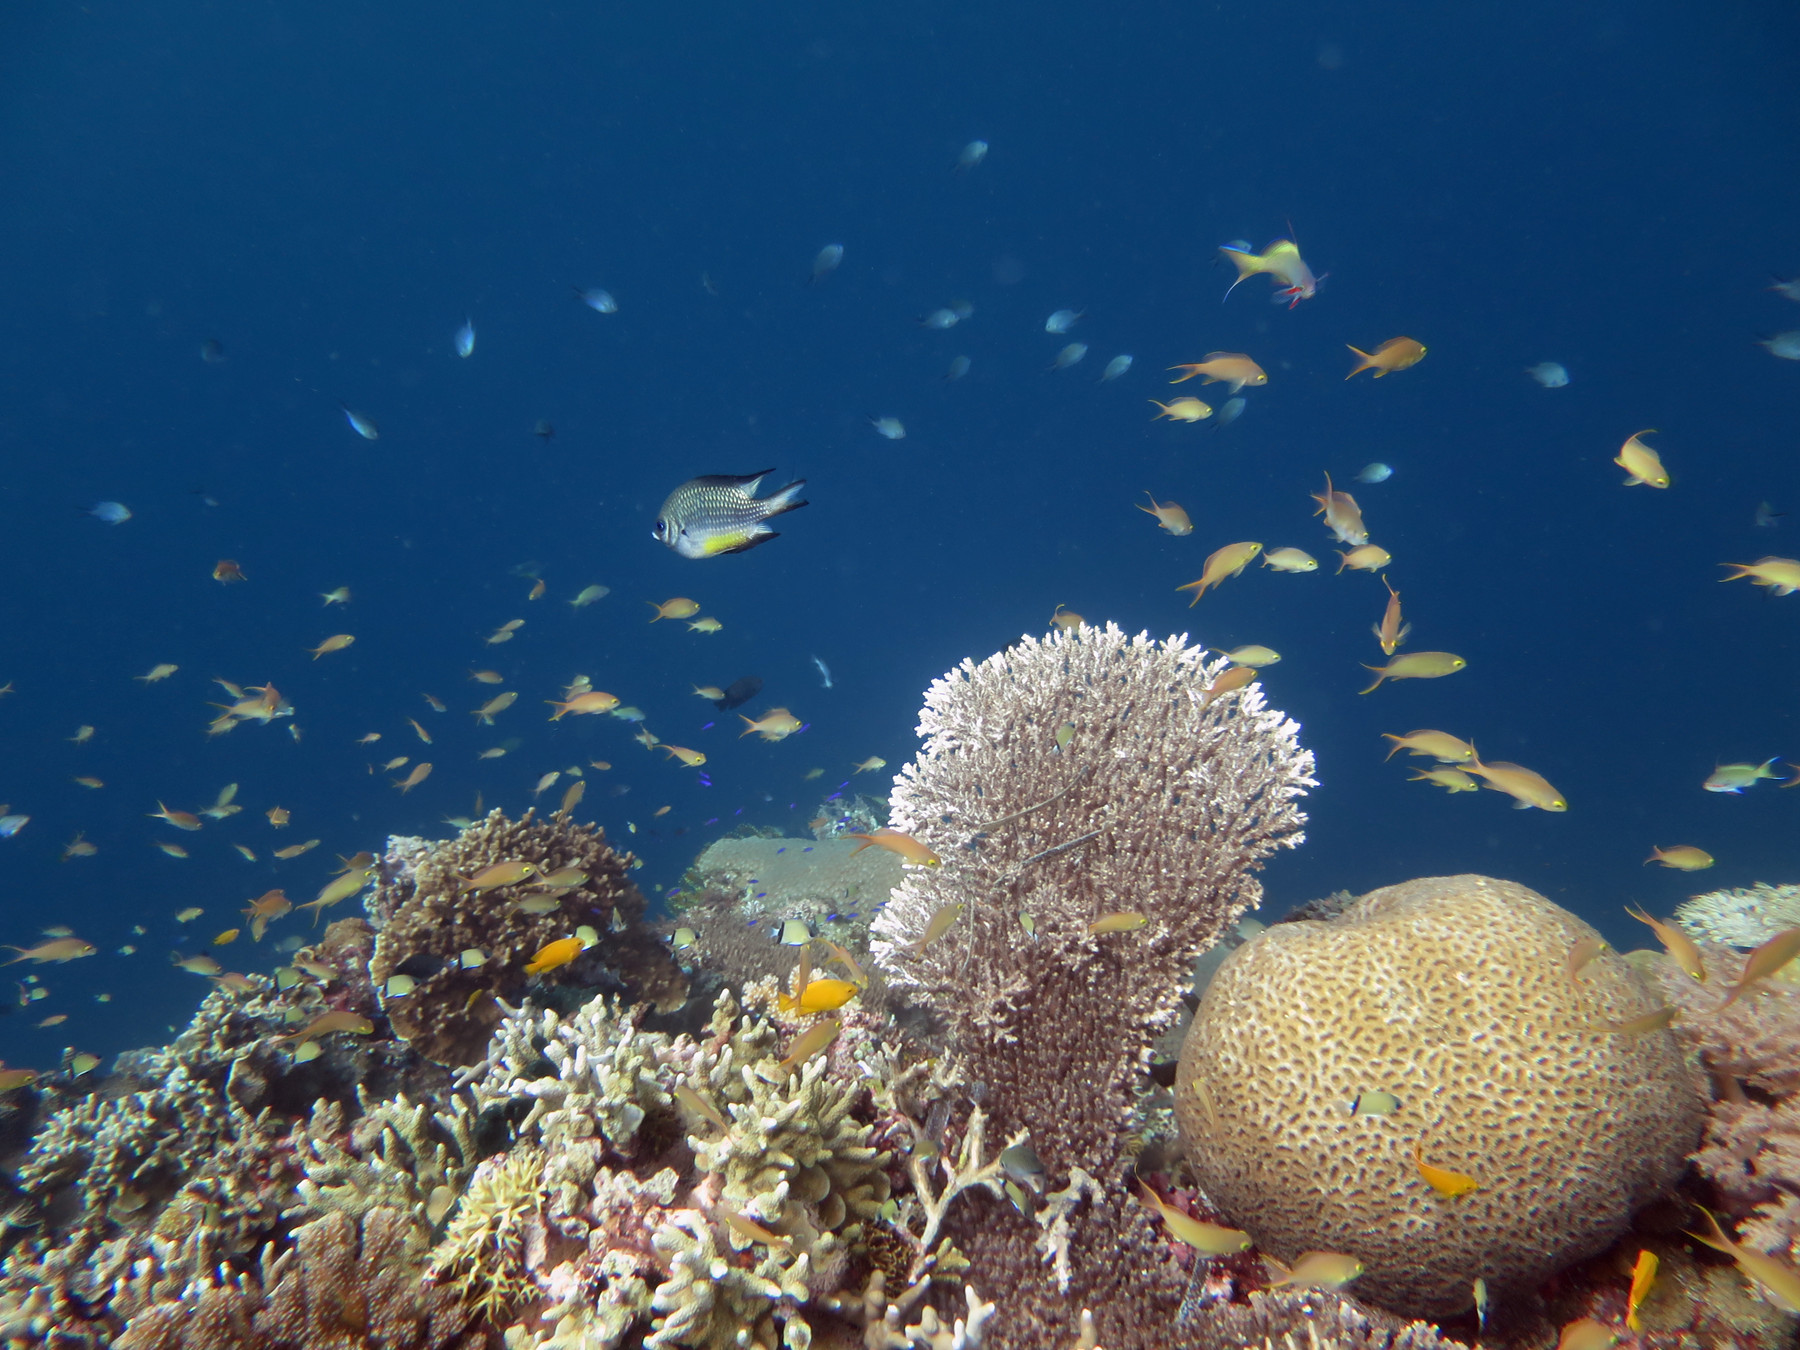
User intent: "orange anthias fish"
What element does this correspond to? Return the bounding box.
[278,1010,375,1044]
[1466,758,1566,811]
[1176,542,1262,605]
[212,559,247,583]
[547,690,620,720]
[1220,238,1321,307]
[1311,474,1369,546]
[1134,1179,1252,1255]
[525,936,589,976]
[1716,926,1800,1010]
[1149,397,1213,422]
[1137,493,1193,536]
[1687,1205,1800,1313]
[1168,353,1268,392]
[1625,905,1706,981]
[1381,730,1474,764]
[663,745,707,768]
[241,889,292,941]
[308,634,355,659]
[2,937,97,965]
[392,762,433,793]
[1373,576,1411,656]
[149,801,204,831]
[847,828,941,867]
[740,709,804,741]
[1345,337,1427,379]
[1358,652,1468,695]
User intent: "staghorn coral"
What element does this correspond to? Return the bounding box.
[1178,875,1705,1319]
[369,808,687,1066]
[869,622,1313,1348]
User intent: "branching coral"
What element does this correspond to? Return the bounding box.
[290,1088,480,1223]
[868,623,1314,1347]
[369,808,688,1066]
[430,1145,550,1323]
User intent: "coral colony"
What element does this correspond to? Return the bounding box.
[2,623,1798,1349]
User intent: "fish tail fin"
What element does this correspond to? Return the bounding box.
[1686,1206,1737,1255]
[760,479,809,520]
[1357,667,1385,696]
[1345,346,1373,379]
[1381,736,1405,761]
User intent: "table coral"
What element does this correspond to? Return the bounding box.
[1178,875,1705,1319]
[368,808,687,1066]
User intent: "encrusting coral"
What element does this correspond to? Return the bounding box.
[1178,875,1705,1318]
[869,622,1315,1349]
[369,807,688,1066]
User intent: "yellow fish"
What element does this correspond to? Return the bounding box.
[525,936,589,975]
[777,978,860,1015]
[1358,652,1466,694]
[393,762,433,793]
[1217,645,1280,668]
[278,1010,374,1044]
[663,745,707,768]
[1563,935,1610,982]
[472,692,518,724]
[1382,730,1475,763]
[1050,604,1084,632]
[1644,845,1713,872]
[910,901,963,955]
[1615,430,1671,488]
[1467,758,1566,811]
[1148,397,1212,422]
[686,617,723,633]
[777,1017,839,1074]
[241,888,292,941]
[851,756,887,774]
[307,634,355,659]
[1262,547,1319,573]
[1408,767,1478,793]
[1176,542,1262,604]
[692,685,726,700]
[458,861,539,894]
[1555,1319,1619,1350]
[648,597,701,622]
[135,663,179,682]
[547,690,620,720]
[1413,1139,1479,1197]
[1134,1179,1251,1255]
[2,937,97,964]
[1627,1249,1657,1334]
[740,708,804,741]
[1345,337,1427,379]
[1719,556,1800,596]
[1264,1251,1364,1292]
[1088,911,1148,935]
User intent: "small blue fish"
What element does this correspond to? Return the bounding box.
[1050,343,1088,370]
[955,140,988,172]
[944,355,972,382]
[1525,362,1569,388]
[810,244,844,283]
[574,287,618,314]
[454,318,475,359]
[1099,354,1133,382]
[1045,308,1083,334]
[0,815,29,838]
[340,405,379,441]
[1355,463,1393,484]
[812,656,833,689]
[85,501,132,525]
[1212,397,1246,428]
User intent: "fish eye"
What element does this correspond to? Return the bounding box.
[652,520,666,539]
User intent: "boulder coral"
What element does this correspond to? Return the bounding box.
[1177,874,1705,1319]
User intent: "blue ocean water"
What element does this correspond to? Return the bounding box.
[0,0,1795,1068]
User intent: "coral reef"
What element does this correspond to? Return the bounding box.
[1178,875,1705,1319]
[369,808,687,1066]
[870,622,1315,1349]
[1173,1289,1455,1350]
[1656,940,1800,1270]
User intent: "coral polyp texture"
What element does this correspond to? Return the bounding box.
[1177,874,1705,1318]
[871,622,1315,1348]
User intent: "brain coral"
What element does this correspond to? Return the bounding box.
[1176,874,1704,1318]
